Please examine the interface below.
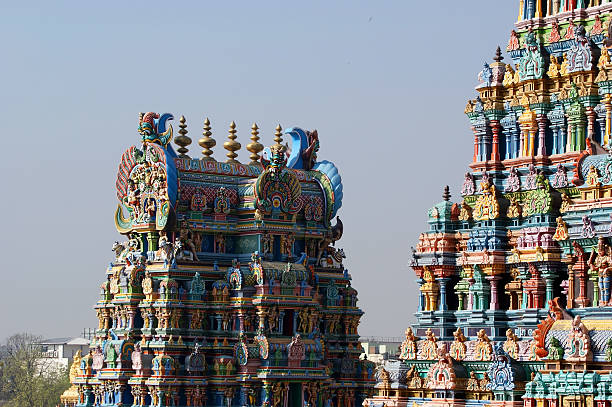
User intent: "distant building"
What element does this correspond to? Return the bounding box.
[38,337,90,370]
[360,337,402,364]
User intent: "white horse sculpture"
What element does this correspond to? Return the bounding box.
[320,248,346,269]
[112,239,139,262]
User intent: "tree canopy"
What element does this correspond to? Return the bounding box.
[0,333,69,407]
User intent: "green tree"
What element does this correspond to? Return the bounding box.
[0,333,69,407]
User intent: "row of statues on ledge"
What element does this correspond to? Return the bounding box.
[399,316,592,363]
[519,0,611,21]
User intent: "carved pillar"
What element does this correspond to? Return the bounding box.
[576,117,587,151]
[457,293,465,311]
[521,273,528,310]
[128,309,135,329]
[591,271,600,306]
[147,232,159,253]
[482,125,492,162]
[278,310,285,334]
[513,130,520,159]
[526,0,536,18]
[487,276,501,310]
[567,264,575,309]
[473,126,479,162]
[535,0,542,17]
[490,120,501,162]
[520,128,526,157]
[574,258,591,308]
[416,278,424,312]
[587,106,596,140]
[437,277,450,311]
[505,127,512,160]
[545,277,554,308]
[567,122,573,152]
[537,114,548,156]
[604,94,612,146]
[551,126,559,155]
[559,125,567,154]
[257,307,268,331]
[468,283,474,311]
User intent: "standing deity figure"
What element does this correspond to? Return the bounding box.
[461,172,475,196]
[504,167,521,192]
[566,315,592,362]
[503,329,520,359]
[399,327,418,360]
[261,233,273,257]
[589,237,612,305]
[215,234,226,254]
[552,164,568,188]
[582,215,595,238]
[281,234,294,259]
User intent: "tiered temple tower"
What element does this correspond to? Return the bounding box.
[366,1,612,407]
[69,114,375,407]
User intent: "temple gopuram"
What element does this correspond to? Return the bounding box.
[365,1,612,407]
[69,114,375,406]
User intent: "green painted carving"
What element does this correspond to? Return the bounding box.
[547,337,564,360]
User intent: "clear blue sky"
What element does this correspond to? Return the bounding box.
[0,1,518,340]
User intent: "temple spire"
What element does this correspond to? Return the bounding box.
[493,46,504,62]
[175,115,192,158]
[246,123,264,165]
[224,121,241,163]
[198,118,216,161]
[443,185,451,201]
[274,124,283,145]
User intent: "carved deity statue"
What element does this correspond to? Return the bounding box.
[419,328,438,360]
[589,237,612,306]
[565,315,592,362]
[450,328,467,361]
[503,329,519,359]
[474,329,493,361]
[399,327,418,360]
[553,216,569,241]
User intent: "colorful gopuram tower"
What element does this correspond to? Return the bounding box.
[70,114,375,407]
[366,1,612,407]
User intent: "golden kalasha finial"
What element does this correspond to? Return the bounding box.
[175,115,192,158]
[223,121,241,163]
[246,123,264,165]
[274,124,283,145]
[198,117,216,161]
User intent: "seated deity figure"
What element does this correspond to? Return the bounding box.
[474,329,493,361]
[565,315,592,362]
[419,329,438,360]
[399,328,417,360]
[450,328,467,361]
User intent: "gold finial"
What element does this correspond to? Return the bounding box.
[223,121,241,163]
[246,123,264,165]
[175,115,192,158]
[274,124,283,145]
[198,117,216,161]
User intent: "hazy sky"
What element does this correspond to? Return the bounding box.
[0,1,518,341]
